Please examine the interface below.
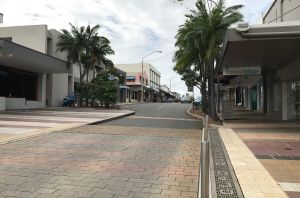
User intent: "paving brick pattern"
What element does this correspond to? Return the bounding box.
[0,125,201,198]
[226,120,300,198]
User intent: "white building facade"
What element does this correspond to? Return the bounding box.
[0,24,101,110]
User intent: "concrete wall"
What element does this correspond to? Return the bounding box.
[47,29,68,61]
[46,73,68,107]
[0,97,5,110]
[5,98,44,109]
[264,0,300,23]
[0,25,47,53]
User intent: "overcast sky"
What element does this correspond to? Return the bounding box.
[1,0,273,96]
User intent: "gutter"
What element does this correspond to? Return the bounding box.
[239,31,300,38]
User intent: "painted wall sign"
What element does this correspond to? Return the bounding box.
[223,67,261,76]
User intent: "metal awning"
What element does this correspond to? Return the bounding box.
[217,22,300,76]
[0,39,68,73]
[119,85,130,89]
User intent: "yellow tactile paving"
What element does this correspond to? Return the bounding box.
[218,127,288,198]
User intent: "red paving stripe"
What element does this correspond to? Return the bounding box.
[286,191,300,198]
[245,141,300,156]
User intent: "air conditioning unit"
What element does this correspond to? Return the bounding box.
[236,22,250,32]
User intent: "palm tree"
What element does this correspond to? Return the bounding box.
[57,23,115,107]
[57,23,86,85]
[174,0,243,119]
[57,23,87,106]
[84,25,115,81]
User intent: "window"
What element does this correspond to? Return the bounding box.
[126,76,135,82]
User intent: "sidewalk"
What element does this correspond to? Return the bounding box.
[218,119,300,198]
[0,108,134,145]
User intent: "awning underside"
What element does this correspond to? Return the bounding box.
[218,23,300,76]
[221,38,300,72]
[0,40,68,73]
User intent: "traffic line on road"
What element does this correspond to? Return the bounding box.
[128,116,198,121]
[158,104,168,110]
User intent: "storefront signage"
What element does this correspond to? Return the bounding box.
[223,67,261,76]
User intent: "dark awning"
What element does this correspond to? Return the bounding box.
[0,39,68,73]
[217,22,300,76]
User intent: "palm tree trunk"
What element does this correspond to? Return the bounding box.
[208,59,217,120]
[93,65,96,79]
[85,65,89,107]
[78,54,83,107]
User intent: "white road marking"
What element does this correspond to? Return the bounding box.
[129,116,198,122]
[158,104,168,110]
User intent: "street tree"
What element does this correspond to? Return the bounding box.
[57,23,115,107]
[174,0,243,119]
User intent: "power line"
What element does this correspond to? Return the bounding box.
[146,51,174,62]
[266,5,300,23]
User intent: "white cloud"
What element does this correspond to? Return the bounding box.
[0,0,273,96]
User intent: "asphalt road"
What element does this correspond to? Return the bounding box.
[101,103,202,129]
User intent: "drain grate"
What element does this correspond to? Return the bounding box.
[210,129,244,198]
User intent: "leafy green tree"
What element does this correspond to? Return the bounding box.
[91,69,118,108]
[174,0,243,119]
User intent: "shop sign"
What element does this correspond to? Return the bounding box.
[223,67,261,76]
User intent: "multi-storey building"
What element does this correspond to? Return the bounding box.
[0,22,113,110]
[263,0,300,24]
[115,63,161,102]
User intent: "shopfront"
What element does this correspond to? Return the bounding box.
[216,22,300,120]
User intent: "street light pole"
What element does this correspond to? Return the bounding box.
[141,50,162,102]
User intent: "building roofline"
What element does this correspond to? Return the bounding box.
[263,0,278,21]
[0,24,48,28]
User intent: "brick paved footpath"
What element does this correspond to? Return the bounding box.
[0,125,201,198]
[225,121,300,198]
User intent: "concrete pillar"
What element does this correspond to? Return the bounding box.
[217,78,220,113]
[248,86,251,110]
[47,73,68,107]
[282,82,288,120]
[37,73,46,103]
[257,81,260,111]
[68,75,74,95]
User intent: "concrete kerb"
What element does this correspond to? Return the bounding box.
[186,106,221,128]
[0,110,135,146]
[89,111,135,125]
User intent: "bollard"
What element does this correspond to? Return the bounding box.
[204,115,209,141]
[200,115,209,198]
[201,141,210,198]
